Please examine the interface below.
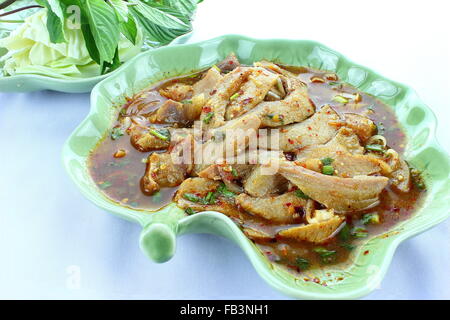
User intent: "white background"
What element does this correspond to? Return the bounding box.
[0,0,449,299]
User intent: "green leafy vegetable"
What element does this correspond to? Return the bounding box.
[295,257,310,270]
[322,165,334,175]
[320,157,334,166]
[185,207,196,215]
[361,213,380,225]
[203,112,214,124]
[365,144,385,153]
[351,227,369,238]
[111,127,124,140]
[149,128,171,141]
[313,247,336,264]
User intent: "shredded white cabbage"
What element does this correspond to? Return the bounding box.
[0,9,143,79]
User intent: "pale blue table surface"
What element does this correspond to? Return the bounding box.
[0,0,449,299]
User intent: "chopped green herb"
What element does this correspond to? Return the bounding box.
[361,213,380,225]
[181,99,192,104]
[203,112,214,124]
[111,127,124,140]
[332,95,349,104]
[321,157,334,166]
[212,65,221,72]
[365,144,385,153]
[328,81,341,86]
[98,181,112,189]
[313,247,337,264]
[338,224,351,242]
[217,182,236,198]
[294,189,309,199]
[185,208,196,215]
[295,257,310,270]
[230,92,240,101]
[149,128,170,141]
[351,227,369,238]
[231,168,238,177]
[205,191,217,204]
[340,243,355,251]
[367,104,375,112]
[322,165,334,175]
[183,193,203,203]
[411,167,426,190]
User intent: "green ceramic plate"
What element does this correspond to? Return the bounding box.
[62,34,450,299]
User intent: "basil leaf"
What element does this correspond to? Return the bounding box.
[160,0,198,19]
[80,23,100,64]
[119,13,138,45]
[130,1,191,45]
[79,0,120,64]
[37,0,66,43]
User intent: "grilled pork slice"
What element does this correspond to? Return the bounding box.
[243,165,288,197]
[200,67,253,128]
[277,160,389,213]
[278,209,344,243]
[217,53,241,73]
[253,60,297,78]
[235,192,307,223]
[225,68,279,120]
[159,83,193,101]
[175,178,243,219]
[267,105,340,152]
[130,126,170,151]
[298,153,391,178]
[390,158,411,192]
[243,227,274,242]
[299,127,364,159]
[142,135,193,194]
[343,113,377,143]
[193,67,223,97]
[249,78,315,127]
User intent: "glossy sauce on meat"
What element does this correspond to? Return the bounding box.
[88,62,426,274]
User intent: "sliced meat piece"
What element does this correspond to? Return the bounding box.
[343,113,377,142]
[266,105,340,152]
[216,53,240,73]
[196,113,262,170]
[200,67,253,128]
[243,165,288,197]
[236,192,306,223]
[277,159,389,213]
[152,100,187,125]
[159,83,192,101]
[249,78,315,127]
[390,158,411,192]
[278,209,344,244]
[130,126,170,152]
[175,178,243,219]
[298,127,364,159]
[184,94,206,121]
[253,60,297,78]
[225,68,279,120]
[142,153,188,195]
[198,163,253,193]
[243,227,274,242]
[298,153,391,178]
[193,67,223,97]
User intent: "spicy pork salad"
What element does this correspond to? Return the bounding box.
[88,54,426,272]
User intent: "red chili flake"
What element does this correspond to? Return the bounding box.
[229,61,233,65]
[210,89,217,96]
[242,97,253,105]
[307,126,312,131]
[313,278,320,284]
[202,106,212,113]
[285,202,292,207]
[288,138,295,144]
[364,250,370,255]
